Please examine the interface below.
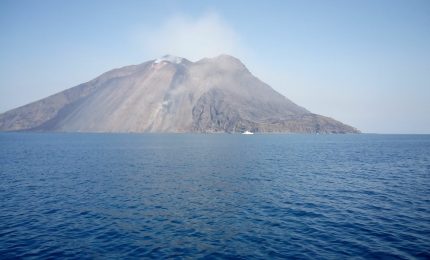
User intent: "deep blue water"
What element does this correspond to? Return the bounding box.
[0,133,429,259]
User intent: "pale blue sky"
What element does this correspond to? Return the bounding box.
[1,0,429,133]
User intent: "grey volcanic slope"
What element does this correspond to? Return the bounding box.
[0,55,359,133]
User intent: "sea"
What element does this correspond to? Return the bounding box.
[0,133,429,259]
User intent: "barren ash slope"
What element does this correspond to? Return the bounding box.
[0,55,359,133]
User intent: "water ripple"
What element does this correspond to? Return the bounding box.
[0,133,429,259]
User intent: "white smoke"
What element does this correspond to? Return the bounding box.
[141,13,247,61]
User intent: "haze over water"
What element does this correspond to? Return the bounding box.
[1,133,429,259]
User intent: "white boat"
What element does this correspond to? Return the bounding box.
[242,130,254,135]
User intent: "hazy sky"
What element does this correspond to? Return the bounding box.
[1,0,429,133]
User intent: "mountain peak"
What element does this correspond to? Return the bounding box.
[154,55,184,64]
[213,54,237,59]
[195,54,247,72]
[197,54,240,62]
